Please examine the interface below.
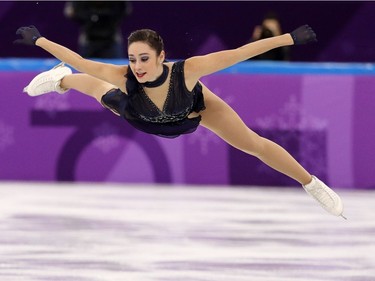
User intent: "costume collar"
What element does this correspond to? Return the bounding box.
[141,64,169,88]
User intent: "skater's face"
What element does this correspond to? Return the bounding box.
[128,41,165,83]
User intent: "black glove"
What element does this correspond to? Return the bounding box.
[290,25,317,45]
[14,25,42,46]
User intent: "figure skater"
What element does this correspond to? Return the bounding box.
[14,25,345,218]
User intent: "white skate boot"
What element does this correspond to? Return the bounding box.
[23,62,72,96]
[303,176,346,219]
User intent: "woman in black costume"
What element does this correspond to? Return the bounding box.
[14,25,345,218]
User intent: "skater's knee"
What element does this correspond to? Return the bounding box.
[231,131,266,157]
[246,135,267,157]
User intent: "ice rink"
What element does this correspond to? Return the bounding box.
[0,182,374,281]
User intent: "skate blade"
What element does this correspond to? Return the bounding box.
[340,214,347,220]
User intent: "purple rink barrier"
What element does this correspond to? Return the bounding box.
[1,59,375,189]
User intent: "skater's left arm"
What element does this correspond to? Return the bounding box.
[14,26,127,89]
[184,25,316,83]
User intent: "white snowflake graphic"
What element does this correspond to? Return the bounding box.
[187,126,219,155]
[34,93,71,118]
[0,120,15,152]
[254,95,328,177]
[91,122,121,154]
[255,95,327,130]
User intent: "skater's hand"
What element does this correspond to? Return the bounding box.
[290,25,317,45]
[14,25,42,46]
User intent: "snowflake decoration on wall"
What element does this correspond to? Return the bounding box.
[187,126,220,155]
[0,120,15,152]
[255,95,327,131]
[91,122,121,154]
[254,95,328,177]
[34,93,71,118]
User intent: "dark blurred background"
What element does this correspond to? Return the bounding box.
[2,1,374,62]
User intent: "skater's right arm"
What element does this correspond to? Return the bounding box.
[14,26,127,91]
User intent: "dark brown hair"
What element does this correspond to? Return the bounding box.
[127,29,164,56]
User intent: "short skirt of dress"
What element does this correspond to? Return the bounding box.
[101,88,206,138]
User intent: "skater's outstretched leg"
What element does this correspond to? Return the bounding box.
[200,83,345,218]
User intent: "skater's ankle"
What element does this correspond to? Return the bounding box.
[302,175,315,188]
